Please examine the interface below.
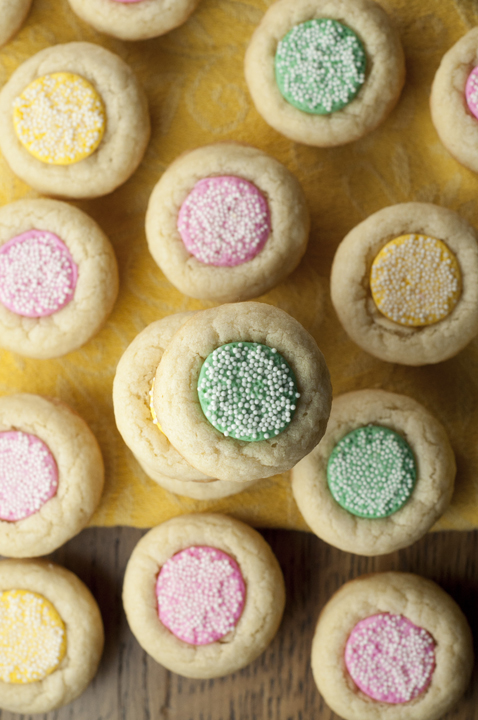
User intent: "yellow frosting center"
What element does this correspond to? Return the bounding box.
[13,72,106,165]
[370,234,461,327]
[149,378,163,433]
[0,590,66,683]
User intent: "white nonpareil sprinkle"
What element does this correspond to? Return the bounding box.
[197,342,300,442]
[370,234,461,327]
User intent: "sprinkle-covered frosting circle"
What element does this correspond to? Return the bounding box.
[13,72,106,165]
[466,66,478,120]
[156,545,246,645]
[327,425,416,519]
[177,176,271,267]
[0,589,67,683]
[345,613,436,703]
[370,234,462,327]
[0,431,59,521]
[275,19,367,115]
[0,230,78,318]
[198,342,300,442]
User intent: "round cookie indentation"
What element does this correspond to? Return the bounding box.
[12,72,106,165]
[177,176,271,267]
[0,430,58,522]
[198,342,299,442]
[327,425,416,519]
[156,545,246,645]
[275,19,366,115]
[0,589,66,684]
[0,230,78,318]
[370,234,461,327]
[345,613,436,703]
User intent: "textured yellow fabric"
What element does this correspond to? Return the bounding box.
[1,0,478,531]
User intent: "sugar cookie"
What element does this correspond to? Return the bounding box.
[245,0,405,147]
[292,390,455,555]
[311,572,473,720]
[0,42,150,198]
[145,143,310,303]
[67,0,201,41]
[154,302,332,482]
[0,0,31,48]
[0,559,104,714]
[123,514,285,678]
[330,202,478,365]
[113,313,258,498]
[431,27,478,175]
[0,393,104,558]
[0,199,118,359]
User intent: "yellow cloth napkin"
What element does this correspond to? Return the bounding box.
[1,0,478,531]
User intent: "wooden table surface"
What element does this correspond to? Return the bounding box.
[0,526,477,720]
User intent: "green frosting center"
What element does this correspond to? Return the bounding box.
[327,425,416,519]
[274,18,367,115]
[197,342,299,442]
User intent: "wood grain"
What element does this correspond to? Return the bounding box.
[0,527,477,720]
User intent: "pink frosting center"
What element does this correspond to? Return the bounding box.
[177,175,271,267]
[0,229,78,318]
[345,613,436,704]
[466,66,478,120]
[0,431,59,522]
[156,545,246,645]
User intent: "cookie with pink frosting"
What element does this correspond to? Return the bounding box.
[67,0,201,41]
[0,198,118,359]
[312,572,473,720]
[146,143,310,303]
[123,513,285,678]
[0,393,104,558]
[431,27,478,175]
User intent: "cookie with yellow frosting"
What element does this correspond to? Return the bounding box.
[113,313,258,499]
[0,560,103,714]
[0,42,150,198]
[331,202,478,365]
